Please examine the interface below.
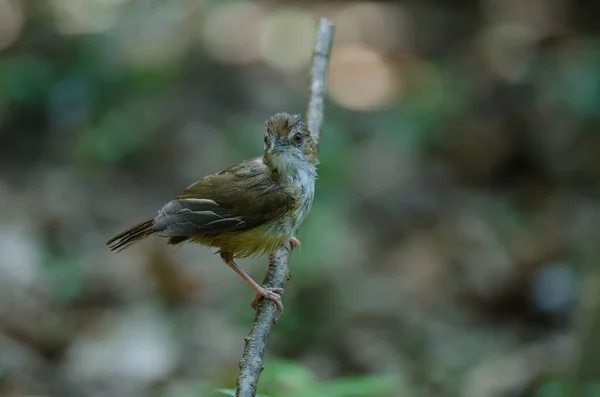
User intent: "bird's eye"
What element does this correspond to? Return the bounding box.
[264,136,268,144]
[293,133,303,144]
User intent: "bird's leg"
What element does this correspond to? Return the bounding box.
[220,252,284,311]
[289,237,301,250]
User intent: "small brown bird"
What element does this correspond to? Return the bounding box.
[107,112,318,311]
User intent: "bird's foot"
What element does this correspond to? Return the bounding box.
[251,286,284,312]
[221,253,285,313]
[289,237,301,250]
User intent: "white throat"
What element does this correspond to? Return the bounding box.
[270,152,316,183]
[270,151,317,231]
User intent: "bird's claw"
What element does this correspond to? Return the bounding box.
[251,286,284,312]
[245,238,297,312]
[289,237,301,250]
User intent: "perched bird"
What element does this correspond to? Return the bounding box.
[107,112,318,311]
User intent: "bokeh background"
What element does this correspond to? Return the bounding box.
[1,0,600,396]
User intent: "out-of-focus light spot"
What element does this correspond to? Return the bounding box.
[328,45,399,111]
[201,2,264,65]
[259,8,316,73]
[334,2,413,53]
[481,0,558,38]
[532,263,577,313]
[479,23,537,83]
[0,225,42,289]
[0,0,23,51]
[113,4,194,68]
[50,0,129,35]
[63,308,177,383]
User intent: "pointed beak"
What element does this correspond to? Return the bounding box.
[272,138,287,152]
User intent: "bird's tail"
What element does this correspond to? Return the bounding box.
[107,219,156,252]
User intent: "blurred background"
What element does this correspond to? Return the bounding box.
[1,0,600,396]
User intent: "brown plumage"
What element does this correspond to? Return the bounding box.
[107,219,155,252]
[107,112,318,312]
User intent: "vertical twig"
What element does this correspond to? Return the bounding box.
[235,18,335,397]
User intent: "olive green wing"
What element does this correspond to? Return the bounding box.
[153,158,291,237]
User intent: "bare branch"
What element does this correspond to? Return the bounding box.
[306,19,335,146]
[235,18,335,397]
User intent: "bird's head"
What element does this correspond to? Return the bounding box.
[262,112,318,175]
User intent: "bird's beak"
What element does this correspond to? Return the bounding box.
[272,138,287,152]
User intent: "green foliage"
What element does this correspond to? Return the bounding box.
[294,375,399,397]
[74,108,148,167]
[212,389,235,397]
[532,378,600,397]
[211,359,401,397]
[585,382,600,397]
[212,389,268,397]
[0,55,53,106]
[257,359,318,395]
[534,379,575,397]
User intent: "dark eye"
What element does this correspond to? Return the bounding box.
[293,133,303,144]
[264,136,268,144]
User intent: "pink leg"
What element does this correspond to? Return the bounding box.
[289,237,301,249]
[220,253,284,311]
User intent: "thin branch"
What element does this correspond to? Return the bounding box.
[235,18,335,397]
[306,20,335,147]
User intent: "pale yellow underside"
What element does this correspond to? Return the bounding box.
[187,219,291,259]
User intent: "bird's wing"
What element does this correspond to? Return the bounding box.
[153,158,291,236]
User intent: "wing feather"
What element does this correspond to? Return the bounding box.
[152,157,291,237]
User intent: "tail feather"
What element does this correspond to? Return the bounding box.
[107,219,157,252]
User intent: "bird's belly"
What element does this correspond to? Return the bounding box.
[189,174,314,259]
[190,218,292,259]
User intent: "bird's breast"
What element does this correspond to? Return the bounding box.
[194,158,316,259]
[288,164,316,233]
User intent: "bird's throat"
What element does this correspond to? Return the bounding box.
[268,152,316,184]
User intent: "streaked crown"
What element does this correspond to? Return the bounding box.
[264,112,318,165]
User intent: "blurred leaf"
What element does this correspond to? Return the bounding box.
[533,378,574,397]
[258,359,318,396]
[584,382,600,397]
[212,389,235,397]
[212,372,400,397]
[292,375,400,397]
[212,388,269,397]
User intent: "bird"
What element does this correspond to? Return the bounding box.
[106,112,318,312]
